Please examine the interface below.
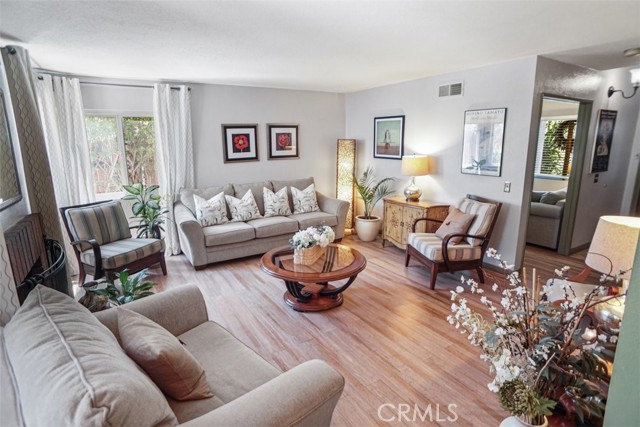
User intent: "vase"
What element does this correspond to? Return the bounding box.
[499,416,548,427]
[293,245,324,265]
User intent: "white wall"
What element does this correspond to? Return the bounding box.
[81,81,345,197]
[533,178,568,192]
[346,57,537,266]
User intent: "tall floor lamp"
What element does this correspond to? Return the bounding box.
[336,139,356,231]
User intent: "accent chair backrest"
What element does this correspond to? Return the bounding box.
[64,201,132,250]
[456,196,502,247]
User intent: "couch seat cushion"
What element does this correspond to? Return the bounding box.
[407,233,482,262]
[248,216,299,238]
[80,238,165,269]
[167,321,281,423]
[289,211,338,230]
[203,222,255,247]
[3,285,178,427]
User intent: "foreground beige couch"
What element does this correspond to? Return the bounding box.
[1,285,345,426]
[174,177,349,269]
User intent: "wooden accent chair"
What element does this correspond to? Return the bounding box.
[405,195,502,289]
[60,200,167,284]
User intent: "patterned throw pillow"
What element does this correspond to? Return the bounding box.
[225,190,263,222]
[291,184,320,214]
[263,187,292,217]
[194,192,228,226]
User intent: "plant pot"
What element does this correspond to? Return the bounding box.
[499,416,548,427]
[355,215,382,242]
[293,245,324,265]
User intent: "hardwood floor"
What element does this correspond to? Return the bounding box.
[145,238,590,426]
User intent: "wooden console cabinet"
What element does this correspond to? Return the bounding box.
[382,197,449,249]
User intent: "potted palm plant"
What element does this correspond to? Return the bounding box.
[353,166,396,242]
[122,183,168,239]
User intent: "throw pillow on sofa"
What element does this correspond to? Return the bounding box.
[540,189,567,205]
[435,207,476,244]
[225,190,263,222]
[3,285,178,427]
[291,183,320,214]
[194,192,228,226]
[117,308,213,401]
[263,187,292,217]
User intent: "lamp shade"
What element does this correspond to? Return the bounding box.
[401,155,430,176]
[585,216,640,279]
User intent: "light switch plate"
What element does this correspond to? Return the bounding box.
[503,181,511,192]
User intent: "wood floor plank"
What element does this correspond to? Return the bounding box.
[144,237,590,426]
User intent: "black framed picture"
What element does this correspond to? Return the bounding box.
[590,109,617,173]
[268,124,298,159]
[461,108,506,177]
[373,115,404,159]
[222,124,258,163]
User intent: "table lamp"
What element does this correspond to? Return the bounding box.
[401,155,430,202]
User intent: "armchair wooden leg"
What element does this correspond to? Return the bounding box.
[476,267,485,284]
[404,251,411,267]
[430,264,438,290]
[160,256,167,276]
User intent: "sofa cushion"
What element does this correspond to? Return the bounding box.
[168,321,281,423]
[530,202,564,219]
[263,187,292,217]
[407,233,483,262]
[80,238,165,269]
[203,222,256,247]
[271,177,315,212]
[180,184,234,217]
[0,328,22,427]
[118,308,213,401]
[3,285,178,427]
[233,181,273,215]
[291,183,320,214]
[435,207,476,244]
[540,189,567,205]
[194,192,229,226]
[65,201,132,249]
[248,216,299,238]
[226,190,263,222]
[289,211,338,230]
[457,198,498,247]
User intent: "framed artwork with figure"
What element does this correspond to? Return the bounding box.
[461,108,506,177]
[590,109,617,173]
[373,115,404,159]
[268,124,298,159]
[222,124,258,163]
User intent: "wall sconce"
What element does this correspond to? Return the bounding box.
[607,68,640,99]
[401,155,430,201]
[336,139,356,230]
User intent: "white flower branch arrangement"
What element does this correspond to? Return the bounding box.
[289,225,335,249]
[448,249,625,426]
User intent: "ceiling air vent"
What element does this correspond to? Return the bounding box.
[438,82,464,98]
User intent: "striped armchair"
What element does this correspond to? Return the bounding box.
[60,201,167,284]
[405,195,502,290]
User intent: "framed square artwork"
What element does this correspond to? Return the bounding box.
[268,124,298,159]
[222,124,258,163]
[373,115,404,159]
[461,108,506,177]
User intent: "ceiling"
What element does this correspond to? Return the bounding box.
[1,1,640,93]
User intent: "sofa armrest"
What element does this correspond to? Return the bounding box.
[316,192,349,240]
[174,202,208,268]
[529,202,563,219]
[95,285,209,341]
[180,359,345,427]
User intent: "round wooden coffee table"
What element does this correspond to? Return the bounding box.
[260,244,367,312]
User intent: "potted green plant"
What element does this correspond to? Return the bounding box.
[122,183,168,239]
[81,269,155,312]
[353,166,396,241]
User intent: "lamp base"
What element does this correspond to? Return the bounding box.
[404,184,422,202]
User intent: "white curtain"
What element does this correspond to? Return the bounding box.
[35,74,95,275]
[153,84,194,255]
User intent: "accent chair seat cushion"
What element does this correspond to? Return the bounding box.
[80,238,165,269]
[247,216,299,239]
[289,211,338,230]
[407,233,482,262]
[203,222,256,247]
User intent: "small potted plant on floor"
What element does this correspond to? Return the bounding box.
[353,166,395,242]
[80,269,155,312]
[122,183,168,239]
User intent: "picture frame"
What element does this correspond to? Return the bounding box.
[222,124,259,163]
[373,115,404,159]
[267,124,299,159]
[461,108,507,177]
[590,109,617,173]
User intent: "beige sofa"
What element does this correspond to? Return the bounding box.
[174,177,349,269]
[526,189,566,250]
[1,285,345,427]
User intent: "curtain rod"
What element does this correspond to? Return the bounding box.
[33,68,190,91]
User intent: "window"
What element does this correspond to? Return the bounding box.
[85,114,157,197]
[534,119,576,177]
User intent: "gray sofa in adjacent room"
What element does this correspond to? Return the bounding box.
[526,188,566,250]
[174,177,349,269]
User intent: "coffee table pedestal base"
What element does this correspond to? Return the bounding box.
[284,291,343,312]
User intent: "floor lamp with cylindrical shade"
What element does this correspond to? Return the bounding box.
[336,139,356,232]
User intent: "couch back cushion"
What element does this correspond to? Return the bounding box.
[271,177,315,212]
[540,189,567,205]
[3,285,178,427]
[233,181,273,216]
[457,198,498,247]
[180,184,234,217]
[65,201,131,248]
